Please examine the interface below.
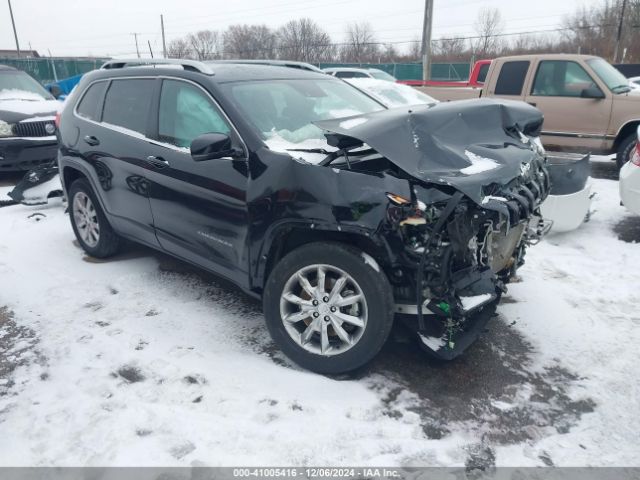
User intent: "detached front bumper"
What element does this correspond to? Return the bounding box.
[0,137,58,171]
[620,160,640,216]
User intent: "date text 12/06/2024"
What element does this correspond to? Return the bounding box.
[233,468,401,478]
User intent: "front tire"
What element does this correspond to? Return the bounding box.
[617,134,636,169]
[263,242,394,374]
[68,178,121,258]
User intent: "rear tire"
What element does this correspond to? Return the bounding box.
[263,242,394,374]
[68,178,121,258]
[616,134,636,169]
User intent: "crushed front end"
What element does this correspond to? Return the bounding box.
[315,98,552,359]
[388,153,550,359]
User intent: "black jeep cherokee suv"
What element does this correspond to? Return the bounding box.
[58,59,550,374]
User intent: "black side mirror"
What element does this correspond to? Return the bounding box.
[190,133,240,161]
[581,85,605,99]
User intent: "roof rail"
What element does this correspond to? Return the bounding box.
[101,58,214,75]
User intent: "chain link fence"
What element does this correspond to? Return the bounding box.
[1,57,472,83]
[0,57,108,85]
[318,62,471,81]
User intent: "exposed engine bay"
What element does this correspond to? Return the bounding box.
[312,99,552,358]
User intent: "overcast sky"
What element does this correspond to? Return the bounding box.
[1,0,604,58]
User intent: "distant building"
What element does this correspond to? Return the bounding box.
[0,49,40,58]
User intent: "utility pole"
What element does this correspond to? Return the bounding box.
[421,0,434,81]
[613,0,628,63]
[161,14,167,58]
[148,40,154,58]
[131,33,141,58]
[7,0,21,57]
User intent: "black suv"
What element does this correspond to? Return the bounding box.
[58,59,550,374]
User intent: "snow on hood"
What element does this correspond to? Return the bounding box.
[315,98,544,203]
[0,89,61,120]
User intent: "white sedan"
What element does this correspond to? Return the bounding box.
[619,125,640,215]
[343,77,438,108]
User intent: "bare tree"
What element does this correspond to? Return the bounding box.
[379,43,399,63]
[433,36,469,62]
[341,22,380,62]
[188,30,222,60]
[557,1,640,61]
[407,36,422,62]
[277,18,334,62]
[223,24,277,59]
[473,7,504,58]
[167,38,192,59]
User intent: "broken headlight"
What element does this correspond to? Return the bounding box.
[530,136,545,156]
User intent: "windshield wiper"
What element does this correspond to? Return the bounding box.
[286,148,333,154]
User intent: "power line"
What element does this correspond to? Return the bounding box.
[48,21,625,57]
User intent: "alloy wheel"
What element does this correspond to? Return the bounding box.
[73,191,100,248]
[279,264,368,356]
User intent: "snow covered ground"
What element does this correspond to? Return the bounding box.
[0,177,639,467]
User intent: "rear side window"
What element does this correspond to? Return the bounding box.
[102,79,155,135]
[477,63,490,84]
[76,81,107,121]
[495,61,530,95]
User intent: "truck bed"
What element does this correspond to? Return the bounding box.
[415,86,482,102]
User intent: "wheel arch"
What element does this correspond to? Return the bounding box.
[614,120,640,151]
[61,163,112,219]
[256,223,392,293]
[61,165,86,192]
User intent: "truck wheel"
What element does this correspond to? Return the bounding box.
[263,243,394,374]
[617,134,636,169]
[68,178,121,258]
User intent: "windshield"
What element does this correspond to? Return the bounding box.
[586,58,630,92]
[225,78,384,159]
[345,77,438,107]
[0,70,54,100]
[368,69,396,82]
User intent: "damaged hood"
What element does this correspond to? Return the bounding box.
[315,98,544,204]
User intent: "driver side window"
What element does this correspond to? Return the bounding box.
[159,79,230,148]
[531,61,599,97]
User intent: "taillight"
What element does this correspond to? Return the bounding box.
[632,140,640,166]
[54,112,61,128]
